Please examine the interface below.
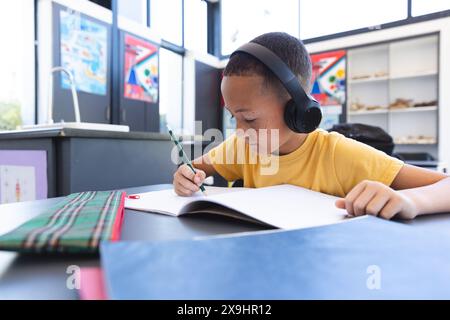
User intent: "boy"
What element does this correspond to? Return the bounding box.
[173,32,450,220]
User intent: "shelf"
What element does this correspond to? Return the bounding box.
[346,34,439,152]
[395,142,438,146]
[394,137,437,145]
[348,76,389,84]
[349,109,388,115]
[389,106,437,113]
[349,106,437,116]
[389,70,437,80]
[348,71,437,85]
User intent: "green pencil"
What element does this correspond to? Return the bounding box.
[167,125,207,196]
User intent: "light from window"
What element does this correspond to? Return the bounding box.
[159,48,183,133]
[412,0,450,17]
[221,0,300,56]
[0,0,35,130]
[118,0,147,25]
[150,0,183,46]
[300,0,407,40]
[184,0,208,53]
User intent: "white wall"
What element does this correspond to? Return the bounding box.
[305,17,450,170]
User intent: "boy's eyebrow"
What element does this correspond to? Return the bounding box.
[235,108,250,113]
[225,106,250,113]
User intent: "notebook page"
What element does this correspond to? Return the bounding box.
[125,186,248,216]
[191,184,350,229]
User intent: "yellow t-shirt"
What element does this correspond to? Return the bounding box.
[207,129,404,198]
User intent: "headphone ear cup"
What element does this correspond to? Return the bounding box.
[303,99,323,133]
[284,98,323,133]
[284,99,302,133]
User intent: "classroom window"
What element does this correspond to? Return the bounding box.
[412,0,450,17]
[88,0,112,10]
[184,0,208,53]
[221,0,300,56]
[299,0,407,40]
[159,48,183,133]
[149,0,183,46]
[117,0,147,25]
[0,0,35,130]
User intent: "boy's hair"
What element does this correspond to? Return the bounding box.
[223,32,312,100]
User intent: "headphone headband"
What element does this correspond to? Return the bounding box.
[231,42,310,109]
[230,41,322,133]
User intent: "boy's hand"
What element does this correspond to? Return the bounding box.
[335,180,418,220]
[173,164,206,197]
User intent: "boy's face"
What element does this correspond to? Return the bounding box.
[221,75,300,155]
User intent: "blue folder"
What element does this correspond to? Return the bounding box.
[101,216,450,299]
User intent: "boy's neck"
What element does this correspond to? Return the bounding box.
[277,133,308,156]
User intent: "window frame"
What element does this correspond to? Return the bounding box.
[301,0,450,44]
[215,0,450,55]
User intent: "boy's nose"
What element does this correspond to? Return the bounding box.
[237,122,253,133]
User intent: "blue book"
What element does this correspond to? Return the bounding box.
[101,216,450,299]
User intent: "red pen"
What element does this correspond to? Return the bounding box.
[127,194,140,200]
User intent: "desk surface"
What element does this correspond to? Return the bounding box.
[1,184,450,299]
[0,184,270,299]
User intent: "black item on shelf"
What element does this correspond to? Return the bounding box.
[393,152,435,161]
[393,152,438,169]
[328,123,394,156]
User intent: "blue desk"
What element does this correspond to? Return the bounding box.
[102,216,450,299]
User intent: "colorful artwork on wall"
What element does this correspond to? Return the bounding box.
[310,50,346,107]
[0,165,36,203]
[60,10,108,96]
[124,34,159,103]
[0,150,47,204]
[310,50,346,129]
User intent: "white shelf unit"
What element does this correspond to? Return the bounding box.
[347,34,439,158]
[349,106,437,115]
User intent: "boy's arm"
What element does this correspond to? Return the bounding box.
[392,164,450,215]
[336,164,450,219]
[192,154,217,177]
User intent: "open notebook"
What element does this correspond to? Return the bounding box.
[125,185,352,230]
